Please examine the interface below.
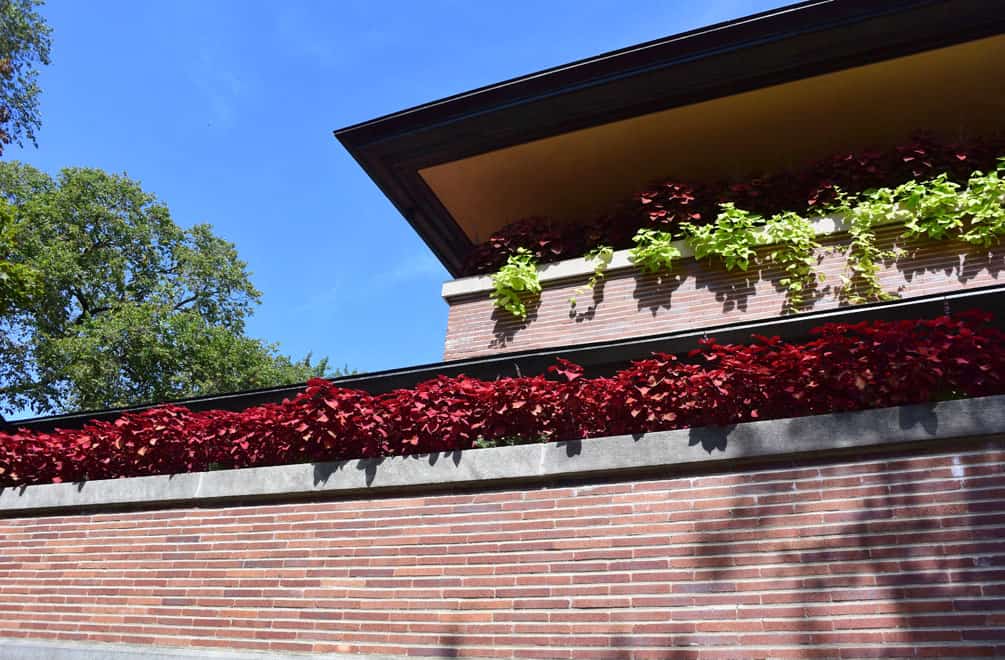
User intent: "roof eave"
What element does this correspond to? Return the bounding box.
[335,0,1005,277]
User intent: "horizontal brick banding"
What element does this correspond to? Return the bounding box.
[444,230,1005,360]
[1,440,1003,658]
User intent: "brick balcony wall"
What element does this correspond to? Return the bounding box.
[1,440,1003,658]
[444,228,1005,361]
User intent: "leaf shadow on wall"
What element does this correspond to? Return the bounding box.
[633,259,761,318]
[664,405,955,655]
[490,298,540,351]
[687,425,734,454]
[691,263,758,314]
[313,449,469,488]
[896,238,1005,288]
[313,456,383,487]
[633,271,685,316]
[568,279,606,323]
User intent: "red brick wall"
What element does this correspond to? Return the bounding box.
[1,441,1004,658]
[445,229,1005,361]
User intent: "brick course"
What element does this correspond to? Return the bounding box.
[1,441,1004,658]
[444,229,1005,361]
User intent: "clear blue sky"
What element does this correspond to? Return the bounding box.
[9,0,784,376]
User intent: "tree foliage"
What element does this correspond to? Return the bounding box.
[0,195,36,314]
[0,162,337,415]
[0,0,51,154]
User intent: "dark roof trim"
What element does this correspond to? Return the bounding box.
[13,285,1005,433]
[335,0,1005,276]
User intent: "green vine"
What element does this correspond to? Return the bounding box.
[762,211,822,311]
[628,228,680,274]
[959,161,1005,245]
[828,187,901,304]
[684,203,761,272]
[489,159,1005,321]
[829,158,1005,303]
[902,159,1005,246]
[683,204,822,311]
[897,174,965,241]
[490,248,541,319]
[570,244,614,308]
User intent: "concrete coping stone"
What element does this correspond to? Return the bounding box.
[1,394,1003,516]
[441,214,858,300]
[0,637,409,660]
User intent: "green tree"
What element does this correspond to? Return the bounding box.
[0,0,51,154]
[0,162,339,415]
[0,195,37,314]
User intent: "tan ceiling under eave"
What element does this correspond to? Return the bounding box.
[420,34,1005,244]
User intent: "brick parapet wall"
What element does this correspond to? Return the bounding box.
[444,228,1005,361]
[1,438,1004,658]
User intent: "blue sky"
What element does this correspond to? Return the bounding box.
[9,0,784,378]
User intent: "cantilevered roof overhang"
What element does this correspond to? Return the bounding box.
[337,0,1005,277]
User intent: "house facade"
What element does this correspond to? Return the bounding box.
[2,2,1005,658]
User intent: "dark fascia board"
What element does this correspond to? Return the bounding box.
[13,285,1005,433]
[334,0,1005,276]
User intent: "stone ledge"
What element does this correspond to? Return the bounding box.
[440,214,852,300]
[0,638,406,660]
[1,394,1003,516]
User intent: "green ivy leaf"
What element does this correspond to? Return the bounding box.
[490,248,542,319]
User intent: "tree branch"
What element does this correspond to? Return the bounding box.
[172,294,198,311]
